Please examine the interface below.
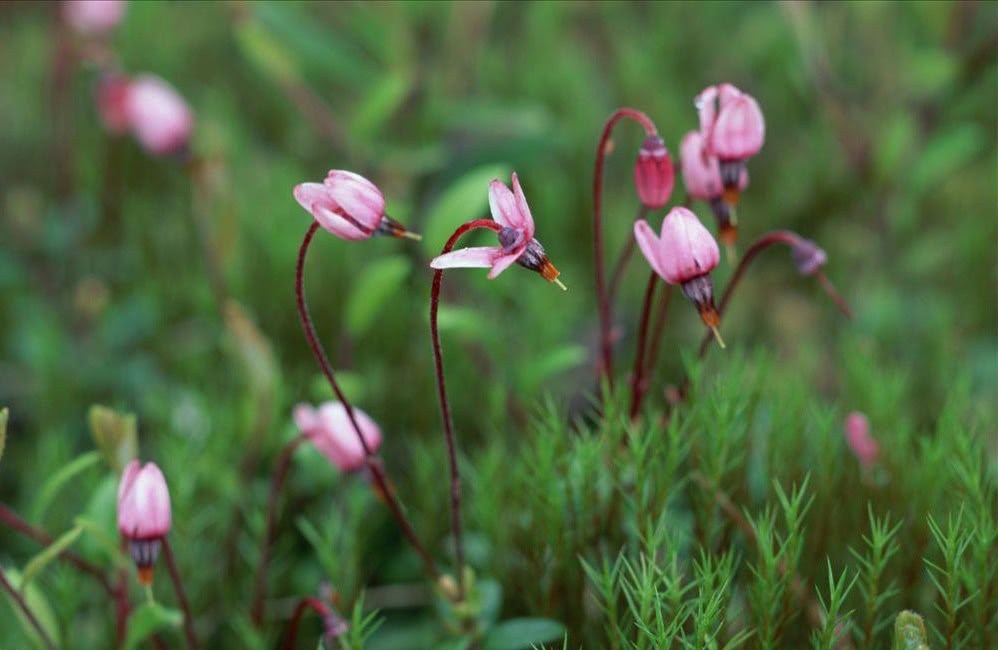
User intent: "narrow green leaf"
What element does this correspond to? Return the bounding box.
[422,164,509,256]
[482,618,566,650]
[3,567,63,649]
[124,602,183,650]
[21,525,83,587]
[30,451,102,521]
[350,71,413,139]
[345,255,412,336]
[0,407,8,466]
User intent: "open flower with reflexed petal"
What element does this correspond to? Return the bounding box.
[430,173,563,287]
[293,170,417,241]
[294,402,382,473]
[117,460,171,584]
[696,83,764,195]
[634,206,724,346]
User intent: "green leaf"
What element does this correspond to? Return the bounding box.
[422,165,509,256]
[481,618,566,650]
[123,602,183,650]
[345,255,412,336]
[21,524,83,587]
[2,567,62,649]
[0,407,7,466]
[88,405,138,474]
[30,451,102,521]
[351,71,413,140]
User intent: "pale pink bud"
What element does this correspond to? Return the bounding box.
[791,238,828,276]
[96,74,131,134]
[63,0,126,36]
[117,460,171,584]
[294,402,382,473]
[845,412,879,468]
[697,83,765,162]
[293,170,387,241]
[633,135,674,209]
[123,75,193,156]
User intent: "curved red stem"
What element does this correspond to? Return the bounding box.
[593,108,658,387]
[281,597,331,650]
[251,433,308,626]
[429,218,503,600]
[295,221,439,582]
[628,271,659,419]
[0,566,57,650]
[631,281,673,418]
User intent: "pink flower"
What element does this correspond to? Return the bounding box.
[696,83,765,162]
[634,207,723,342]
[96,74,131,135]
[117,460,171,584]
[123,75,193,156]
[633,135,674,209]
[680,131,747,201]
[294,402,382,473]
[293,170,417,241]
[845,412,879,468]
[430,173,562,285]
[63,0,126,36]
[791,238,828,276]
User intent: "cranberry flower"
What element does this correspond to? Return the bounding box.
[633,135,674,210]
[845,411,879,469]
[680,130,748,250]
[124,75,194,156]
[634,206,724,346]
[696,83,765,192]
[117,460,172,584]
[294,402,382,473]
[63,0,126,36]
[293,170,417,241]
[430,173,564,288]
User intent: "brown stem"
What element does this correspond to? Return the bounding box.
[0,566,58,650]
[281,597,331,650]
[251,433,308,626]
[162,538,198,650]
[430,218,503,600]
[593,108,658,387]
[296,221,439,581]
[628,271,659,419]
[632,283,672,417]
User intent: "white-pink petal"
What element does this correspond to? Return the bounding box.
[430,247,500,270]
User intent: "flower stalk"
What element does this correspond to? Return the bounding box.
[0,566,58,650]
[162,538,198,650]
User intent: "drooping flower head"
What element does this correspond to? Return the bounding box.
[845,411,879,468]
[696,83,764,214]
[294,402,382,473]
[791,237,828,276]
[293,170,417,241]
[123,75,194,157]
[680,130,748,250]
[117,460,171,584]
[63,0,126,36]
[634,207,724,345]
[430,173,563,288]
[633,135,674,210]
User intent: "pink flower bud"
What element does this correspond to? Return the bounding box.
[96,73,131,135]
[293,171,387,241]
[117,460,171,584]
[845,412,879,468]
[791,238,828,276]
[633,135,674,209]
[634,207,723,340]
[63,0,126,36]
[294,402,382,473]
[697,83,765,162]
[123,75,193,156]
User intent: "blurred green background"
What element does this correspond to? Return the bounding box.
[0,1,995,647]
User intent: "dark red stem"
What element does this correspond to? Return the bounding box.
[697,230,853,359]
[295,221,439,581]
[0,502,115,595]
[606,205,650,306]
[628,271,659,419]
[251,433,308,626]
[0,565,58,650]
[643,283,673,393]
[593,108,658,387]
[430,218,503,600]
[281,597,331,650]
[162,538,198,650]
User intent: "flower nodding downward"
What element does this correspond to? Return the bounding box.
[294,402,382,473]
[117,461,172,584]
[634,207,724,346]
[634,135,675,210]
[430,173,564,289]
[293,170,419,242]
[695,83,764,210]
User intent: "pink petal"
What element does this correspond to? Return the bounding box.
[487,251,521,279]
[633,220,665,279]
[680,131,723,200]
[656,207,719,284]
[718,83,743,109]
[293,183,370,240]
[488,179,526,231]
[118,462,171,539]
[64,0,125,35]
[293,403,322,436]
[323,170,384,231]
[314,402,382,472]
[124,75,193,156]
[711,94,765,160]
[695,85,719,147]
[430,246,500,270]
[510,173,535,238]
